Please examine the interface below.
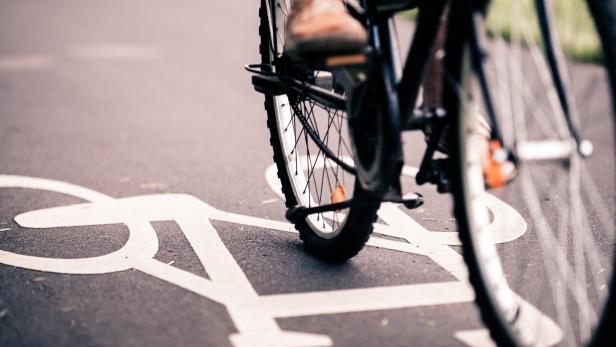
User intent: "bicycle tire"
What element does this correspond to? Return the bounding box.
[258,0,379,261]
[449,0,616,346]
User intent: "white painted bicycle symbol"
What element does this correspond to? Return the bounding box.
[0,165,561,347]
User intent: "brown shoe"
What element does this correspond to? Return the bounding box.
[285,0,368,57]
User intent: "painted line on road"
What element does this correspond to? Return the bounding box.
[0,173,560,347]
[256,281,474,318]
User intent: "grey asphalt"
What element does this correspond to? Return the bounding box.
[0,1,613,347]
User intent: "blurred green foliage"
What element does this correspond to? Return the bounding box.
[486,0,602,62]
[403,0,602,62]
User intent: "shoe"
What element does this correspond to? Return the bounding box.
[285,0,368,58]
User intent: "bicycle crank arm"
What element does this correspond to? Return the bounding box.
[286,200,362,222]
[285,194,423,221]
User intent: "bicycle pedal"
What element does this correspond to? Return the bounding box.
[401,193,424,209]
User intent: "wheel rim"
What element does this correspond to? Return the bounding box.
[458,1,616,346]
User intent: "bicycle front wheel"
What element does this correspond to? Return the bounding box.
[450,0,616,346]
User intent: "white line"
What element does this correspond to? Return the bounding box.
[134,258,229,304]
[0,175,112,203]
[258,281,475,318]
[175,217,258,296]
[2,177,158,274]
[454,329,496,347]
[367,236,430,256]
[210,209,297,234]
[376,204,470,281]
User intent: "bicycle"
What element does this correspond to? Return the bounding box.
[247,0,616,346]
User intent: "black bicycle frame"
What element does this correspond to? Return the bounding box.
[350,0,449,125]
[396,0,448,122]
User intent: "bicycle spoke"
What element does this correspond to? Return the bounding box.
[519,166,597,321]
[516,5,571,138]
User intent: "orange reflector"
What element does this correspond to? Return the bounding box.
[331,185,347,205]
[483,140,506,188]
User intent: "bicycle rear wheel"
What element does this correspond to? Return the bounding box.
[258,0,379,261]
[450,0,616,346]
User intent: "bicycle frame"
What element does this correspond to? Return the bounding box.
[249,0,583,218]
[341,0,450,127]
[254,0,448,122]
[359,0,457,194]
[249,0,455,216]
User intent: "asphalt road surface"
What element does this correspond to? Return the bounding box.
[1,1,613,347]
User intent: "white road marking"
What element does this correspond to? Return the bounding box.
[0,171,560,347]
[0,228,10,232]
[0,55,53,72]
[255,281,474,318]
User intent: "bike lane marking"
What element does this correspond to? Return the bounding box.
[0,175,158,274]
[0,173,561,346]
[264,163,561,346]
